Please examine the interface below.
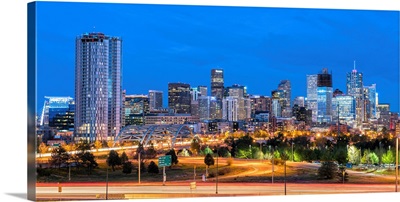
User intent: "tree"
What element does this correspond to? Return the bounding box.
[252,147,264,160]
[382,149,395,169]
[190,138,201,156]
[107,150,121,171]
[334,146,348,165]
[63,143,76,152]
[236,147,252,159]
[369,152,379,165]
[203,146,213,156]
[178,148,190,157]
[76,140,91,153]
[224,136,237,157]
[120,151,129,163]
[204,153,215,177]
[107,140,115,148]
[347,145,361,165]
[147,161,159,174]
[318,161,338,179]
[38,143,49,157]
[50,146,70,169]
[165,149,179,166]
[80,152,98,175]
[122,161,133,174]
[94,140,102,152]
[146,144,157,159]
[235,134,253,151]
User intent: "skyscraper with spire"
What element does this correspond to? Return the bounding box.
[346,61,364,126]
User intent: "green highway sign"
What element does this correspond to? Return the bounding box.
[158,155,171,167]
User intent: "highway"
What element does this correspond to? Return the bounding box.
[36,182,400,200]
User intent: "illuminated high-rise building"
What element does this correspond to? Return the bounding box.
[75,32,122,142]
[124,95,149,126]
[316,68,333,124]
[198,86,208,96]
[40,96,75,131]
[346,62,364,126]
[168,83,191,114]
[211,69,224,119]
[250,95,272,116]
[332,95,356,125]
[149,90,163,111]
[278,80,291,108]
[222,97,239,121]
[211,69,224,100]
[293,96,305,108]
[306,74,318,123]
[363,84,377,119]
[198,96,218,121]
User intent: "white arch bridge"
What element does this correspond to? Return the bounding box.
[114,124,194,148]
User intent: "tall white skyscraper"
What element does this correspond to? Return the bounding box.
[306,74,318,123]
[75,32,122,142]
[222,97,239,121]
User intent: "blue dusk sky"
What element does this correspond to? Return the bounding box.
[36,2,399,112]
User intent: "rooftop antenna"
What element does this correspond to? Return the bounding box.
[353,60,356,70]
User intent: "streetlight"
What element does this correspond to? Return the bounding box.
[396,134,399,192]
[138,151,141,184]
[271,146,274,184]
[216,145,219,194]
[106,166,109,200]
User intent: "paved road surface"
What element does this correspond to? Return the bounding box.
[36,182,400,200]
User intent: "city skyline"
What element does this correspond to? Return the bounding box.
[37,2,399,113]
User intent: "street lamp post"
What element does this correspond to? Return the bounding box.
[284,159,286,195]
[138,151,141,184]
[216,145,219,194]
[396,136,398,192]
[272,146,274,184]
[106,166,109,200]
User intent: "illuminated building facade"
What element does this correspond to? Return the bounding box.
[168,83,191,114]
[40,96,75,131]
[75,32,122,142]
[346,64,364,126]
[316,68,333,124]
[306,74,318,123]
[124,95,149,126]
[211,69,224,119]
[149,90,163,111]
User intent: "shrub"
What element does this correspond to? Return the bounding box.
[122,161,133,174]
[37,168,51,177]
[218,167,231,175]
[148,161,159,174]
[318,161,338,179]
[226,158,233,166]
[208,172,215,178]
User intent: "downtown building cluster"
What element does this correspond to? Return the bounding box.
[37,32,399,144]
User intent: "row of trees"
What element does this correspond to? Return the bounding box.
[48,141,98,175]
[105,144,179,175]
